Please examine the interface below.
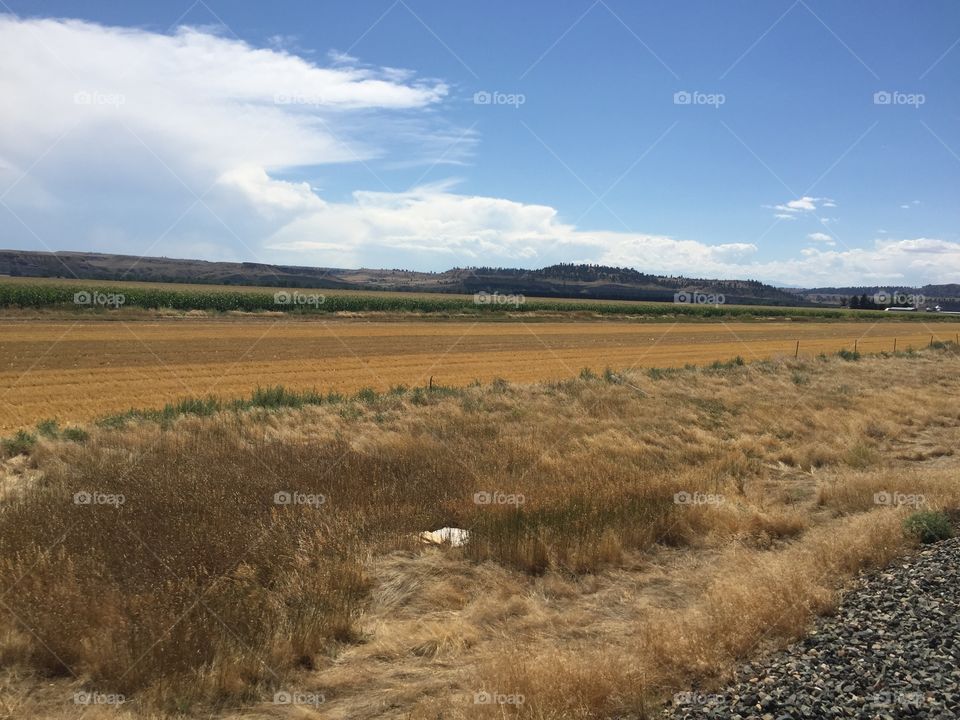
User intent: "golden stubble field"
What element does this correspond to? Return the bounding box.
[0,316,957,430]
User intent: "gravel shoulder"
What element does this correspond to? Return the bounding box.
[666,537,960,720]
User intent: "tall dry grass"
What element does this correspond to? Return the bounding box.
[0,346,958,716]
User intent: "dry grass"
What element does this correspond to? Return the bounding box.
[0,346,959,718]
[638,510,908,686]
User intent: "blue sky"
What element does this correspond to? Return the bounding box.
[0,0,958,285]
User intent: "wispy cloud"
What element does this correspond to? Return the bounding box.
[768,196,836,218]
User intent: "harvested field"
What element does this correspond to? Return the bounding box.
[1,318,957,430]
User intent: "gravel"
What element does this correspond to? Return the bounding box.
[664,537,960,720]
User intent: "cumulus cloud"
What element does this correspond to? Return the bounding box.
[0,15,455,256]
[260,184,960,285]
[752,238,960,286]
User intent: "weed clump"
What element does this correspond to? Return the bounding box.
[1,429,36,457]
[61,427,89,443]
[904,511,953,544]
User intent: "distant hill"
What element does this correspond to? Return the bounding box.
[0,250,806,306]
[796,284,960,298]
[786,284,960,311]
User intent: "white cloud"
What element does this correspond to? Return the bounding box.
[807,232,835,245]
[218,165,323,215]
[0,17,451,204]
[756,238,960,286]
[769,196,836,218]
[261,182,766,274]
[782,197,818,212]
[261,185,960,285]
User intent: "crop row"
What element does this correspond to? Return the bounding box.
[0,280,948,321]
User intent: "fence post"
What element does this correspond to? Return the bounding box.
[429,375,433,390]
[854,339,858,354]
[893,338,897,353]
[794,340,799,358]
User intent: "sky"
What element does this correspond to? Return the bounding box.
[0,0,958,287]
